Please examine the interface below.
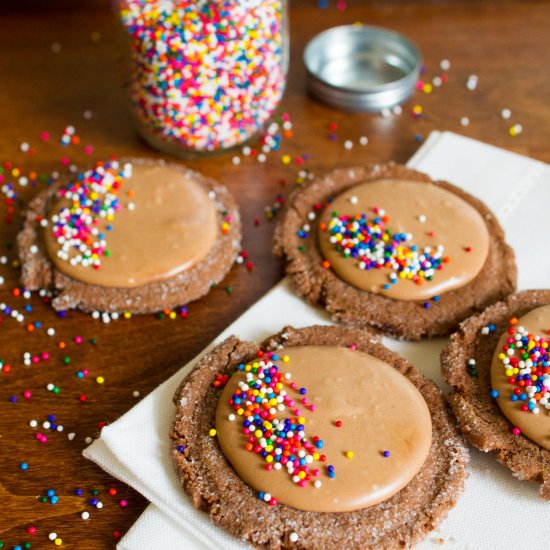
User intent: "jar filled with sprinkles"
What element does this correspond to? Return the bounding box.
[117,0,288,156]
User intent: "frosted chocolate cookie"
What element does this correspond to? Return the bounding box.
[274,164,516,340]
[18,158,241,313]
[442,290,550,498]
[172,325,468,549]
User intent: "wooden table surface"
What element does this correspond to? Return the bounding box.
[1,0,549,547]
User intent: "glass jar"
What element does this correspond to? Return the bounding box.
[116,0,288,157]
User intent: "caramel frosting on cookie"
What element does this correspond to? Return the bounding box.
[318,179,490,301]
[43,161,218,288]
[215,345,432,512]
[491,305,550,450]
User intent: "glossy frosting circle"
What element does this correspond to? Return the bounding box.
[318,179,490,301]
[491,305,550,450]
[216,345,432,512]
[44,163,218,288]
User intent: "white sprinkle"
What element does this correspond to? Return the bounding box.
[232,156,241,165]
[257,153,267,163]
[133,390,140,398]
[440,59,450,71]
[46,383,54,391]
[47,328,56,336]
[418,214,427,223]
[57,425,64,432]
[29,420,38,428]
[43,421,51,429]
[392,105,403,115]
[85,436,93,444]
[81,511,90,520]
[432,76,442,87]
[68,433,76,441]
[242,146,251,156]
[30,245,38,254]
[466,74,478,91]
[289,532,299,543]
[359,136,368,146]
[127,202,135,211]
[96,501,103,509]
[228,414,236,421]
[20,142,30,152]
[344,140,353,150]
[48,532,57,541]
[501,108,512,119]
[349,195,358,205]
[314,480,322,488]
[460,116,470,127]
[380,107,391,118]
[481,326,490,335]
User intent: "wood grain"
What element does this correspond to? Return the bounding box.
[1,0,549,547]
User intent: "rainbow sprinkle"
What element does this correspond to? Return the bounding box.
[320,208,448,286]
[226,353,330,496]
[119,0,286,152]
[49,161,132,270]
[495,317,550,415]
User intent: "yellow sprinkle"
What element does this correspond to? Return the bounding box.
[96,376,105,384]
[209,429,217,437]
[313,453,320,461]
[298,416,306,424]
[282,355,290,363]
[498,353,506,360]
[423,83,433,94]
[282,155,291,165]
[298,471,306,479]
[265,455,274,463]
[123,312,132,319]
[255,429,262,438]
[345,451,355,459]
[55,539,63,546]
[169,312,177,319]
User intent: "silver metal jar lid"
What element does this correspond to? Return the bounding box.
[304,24,421,112]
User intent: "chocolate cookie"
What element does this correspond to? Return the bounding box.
[442,289,550,499]
[17,157,241,313]
[273,163,517,340]
[172,325,468,549]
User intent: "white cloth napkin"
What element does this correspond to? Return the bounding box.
[84,131,550,550]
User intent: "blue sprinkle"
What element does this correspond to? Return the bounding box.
[490,389,499,399]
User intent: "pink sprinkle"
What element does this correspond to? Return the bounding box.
[41,132,50,141]
[23,390,32,399]
[75,335,83,344]
[120,499,128,507]
[84,145,93,155]
[42,352,50,360]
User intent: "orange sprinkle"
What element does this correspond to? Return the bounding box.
[322,260,331,269]
[510,317,519,325]
[59,341,66,349]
